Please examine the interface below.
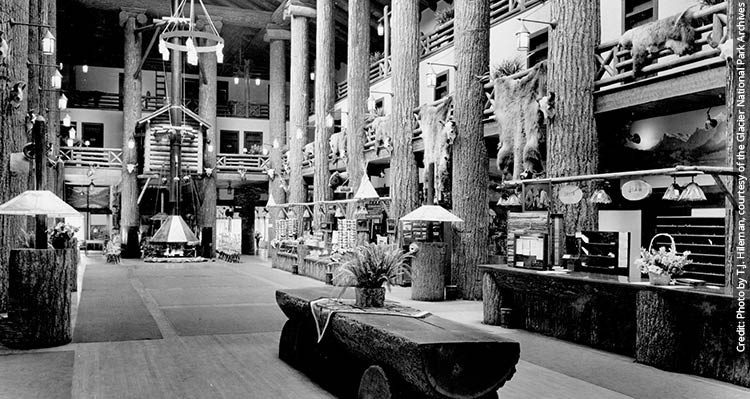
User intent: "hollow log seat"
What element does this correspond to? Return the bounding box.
[276,287,520,399]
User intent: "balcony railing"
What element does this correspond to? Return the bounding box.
[60,146,122,169]
[216,153,269,173]
[217,102,271,119]
[334,0,544,101]
[594,2,727,90]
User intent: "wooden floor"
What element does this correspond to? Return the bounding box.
[2,254,749,399]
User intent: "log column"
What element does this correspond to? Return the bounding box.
[265,28,290,237]
[451,0,490,299]
[119,8,146,258]
[198,19,221,258]
[347,0,370,193]
[390,0,420,224]
[287,5,314,207]
[314,0,335,227]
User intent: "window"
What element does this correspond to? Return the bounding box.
[527,29,548,68]
[243,131,263,153]
[81,123,104,148]
[623,0,656,31]
[220,130,240,154]
[183,78,199,101]
[434,71,450,101]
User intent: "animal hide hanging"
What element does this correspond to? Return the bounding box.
[494,62,548,181]
[370,115,392,151]
[418,96,454,203]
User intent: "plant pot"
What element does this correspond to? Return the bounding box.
[355,287,385,308]
[648,272,671,286]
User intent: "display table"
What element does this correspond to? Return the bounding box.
[276,287,520,398]
[480,264,749,388]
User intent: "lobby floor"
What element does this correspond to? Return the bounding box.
[1,254,748,399]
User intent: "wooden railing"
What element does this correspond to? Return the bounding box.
[594,2,727,90]
[335,0,544,101]
[59,146,122,168]
[217,102,271,119]
[216,153,269,173]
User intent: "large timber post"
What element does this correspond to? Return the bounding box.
[347,0,370,194]
[390,0,420,225]
[313,0,335,228]
[119,8,146,258]
[452,0,491,299]
[265,28,290,239]
[198,18,221,259]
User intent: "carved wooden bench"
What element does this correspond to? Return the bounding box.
[276,287,520,399]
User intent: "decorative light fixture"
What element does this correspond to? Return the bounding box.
[678,177,706,201]
[62,114,71,127]
[426,66,437,89]
[325,113,335,128]
[233,76,239,85]
[158,0,224,67]
[515,18,557,51]
[58,93,68,110]
[662,177,681,201]
[41,29,55,55]
[84,140,90,147]
[377,21,384,36]
[262,147,269,156]
[367,95,376,113]
[255,78,261,86]
[705,107,718,129]
[50,69,62,89]
[127,137,136,149]
[589,188,612,204]
[82,64,89,73]
[66,138,74,147]
[69,127,76,138]
[310,72,315,81]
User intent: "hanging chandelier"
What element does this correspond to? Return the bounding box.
[158,0,224,65]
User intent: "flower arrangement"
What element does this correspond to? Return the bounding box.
[336,243,411,290]
[48,222,79,249]
[635,246,691,276]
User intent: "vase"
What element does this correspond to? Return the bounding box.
[648,272,671,286]
[355,287,385,308]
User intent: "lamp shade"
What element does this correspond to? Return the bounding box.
[516,22,530,51]
[367,95,376,112]
[41,30,55,55]
[678,181,706,201]
[255,78,261,86]
[589,189,612,204]
[377,22,384,36]
[399,205,463,223]
[82,64,89,73]
[353,175,379,199]
[62,114,71,127]
[234,76,239,85]
[51,70,62,89]
[325,113,335,128]
[426,70,437,88]
[58,94,68,110]
[662,182,681,201]
[0,190,80,217]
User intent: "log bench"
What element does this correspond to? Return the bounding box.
[276,287,520,399]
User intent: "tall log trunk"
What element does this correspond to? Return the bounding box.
[289,16,309,206]
[347,0,370,193]
[120,12,143,257]
[44,0,60,194]
[314,0,335,228]
[0,1,31,312]
[452,0,490,299]
[269,39,288,236]
[390,0,420,225]
[547,0,600,233]
[199,25,218,258]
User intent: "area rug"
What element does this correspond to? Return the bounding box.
[73,264,162,343]
[0,351,74,399]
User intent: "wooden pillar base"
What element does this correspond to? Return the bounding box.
[482,273,502,326]
[121,226,141,258]
[636,290,681,370]
[1,249,73,349]
[411,242,447,301]
[201,227,213,258]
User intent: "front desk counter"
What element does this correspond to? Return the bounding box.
[480,264,748,388]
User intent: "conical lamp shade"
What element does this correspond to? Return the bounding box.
[0,190,80,217]
[589,189,612,204]
[354,175,379,199]
[266,193,277,207]
[678,182,706,201]
[662,183,681,201]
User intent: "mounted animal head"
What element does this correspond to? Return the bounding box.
[537,92,555,122]
[329,170,349,189]
[10,82,25,108]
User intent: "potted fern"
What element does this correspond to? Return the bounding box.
[337,243,411,307]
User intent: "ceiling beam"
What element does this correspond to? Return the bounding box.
[73,0,272,28]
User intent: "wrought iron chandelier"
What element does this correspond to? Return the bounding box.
[158,0,224,65]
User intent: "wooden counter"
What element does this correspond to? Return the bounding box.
[480,264,748,388]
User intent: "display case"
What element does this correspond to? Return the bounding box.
[571,231,630,275]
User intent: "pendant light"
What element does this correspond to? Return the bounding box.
[678,177,706,201]
[325,113,335,128]
[50,69,62,89]
[589,181,612,204]
[515,21,530,51]
[159,39,169,61]
[58,94,68,110]
[82,64,89,73]
[255,78,261,86]
[186,37,198,65]
[662,177,681,201]
[41,30,56,55]
[62,114,71,127]
[233,76,239,85]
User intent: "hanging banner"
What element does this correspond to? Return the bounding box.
[621,180,652,201]
[558,185,583,204]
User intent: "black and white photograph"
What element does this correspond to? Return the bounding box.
[0,0,748,398]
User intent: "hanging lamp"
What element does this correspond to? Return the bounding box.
[678,177,706,201]
[158,0,224,67]
[662,177,681,201]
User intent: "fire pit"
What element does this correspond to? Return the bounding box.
[144,215,207,263]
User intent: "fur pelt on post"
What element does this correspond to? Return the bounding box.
[494,62,548,181]
[618,7,701,76]
[329,131,347,160]
[418,96,454,203]
[370,115,392,151]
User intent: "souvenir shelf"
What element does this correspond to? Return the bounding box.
[653,215,725,285]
